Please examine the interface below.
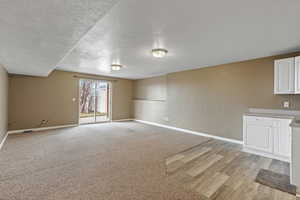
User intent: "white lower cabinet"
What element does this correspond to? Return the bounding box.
[243,116,292,162]
[273,119,291,159]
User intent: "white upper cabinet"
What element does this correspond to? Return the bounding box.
[274,57,295,94]
[274,56,300,94]
[295,56,300,93]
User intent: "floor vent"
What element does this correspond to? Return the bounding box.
[23,130,33,133]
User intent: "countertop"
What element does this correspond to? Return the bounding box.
[244,112,296,120]
[244,108,300,127]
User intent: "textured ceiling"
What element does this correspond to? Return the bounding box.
[2,0,300,79]
[0,0,119,76]
[58,0,300,79]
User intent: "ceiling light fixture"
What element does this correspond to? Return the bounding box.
[111,64,122,71]
[152,48,168,58]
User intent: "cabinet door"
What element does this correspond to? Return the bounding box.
[274,57,295,94]
[273,119,291,158]
[295,56,300,93]
[245,119,273,153]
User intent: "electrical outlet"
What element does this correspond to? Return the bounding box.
[164,117,169,122]
[41,120,49,125]
[283,101,290,108]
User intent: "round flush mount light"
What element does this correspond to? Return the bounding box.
[151,48,168,58]
[111,64,122,71]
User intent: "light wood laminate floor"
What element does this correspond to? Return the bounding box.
[166,139,297,200]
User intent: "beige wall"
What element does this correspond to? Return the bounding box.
[133,76,167,100]
[0,65,8,142]
[133,76,168,124]
[8,70,133,130]
[133,53,300,141]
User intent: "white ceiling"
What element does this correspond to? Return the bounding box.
[2,0,300,79]
[0,0,119,76]
[57,0,300,79]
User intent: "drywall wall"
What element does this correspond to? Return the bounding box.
[133,100,167,124]
[133,76,168,124]
[0,65,8,142]
[133,76,167,101]
[8,70,133,130]
[133,53,300,141]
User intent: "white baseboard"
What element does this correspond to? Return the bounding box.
[134,119,243,145]
[7,124,78,134]
[0,132,8,150]
[112,119,134,122]
[243,147,290,163]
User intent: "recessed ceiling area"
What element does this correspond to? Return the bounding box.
[0,0,119,76]
[57,0,300,79]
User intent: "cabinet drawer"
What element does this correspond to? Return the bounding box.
[244,116,273,126]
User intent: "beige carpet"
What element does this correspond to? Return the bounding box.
[0,122,209,200]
